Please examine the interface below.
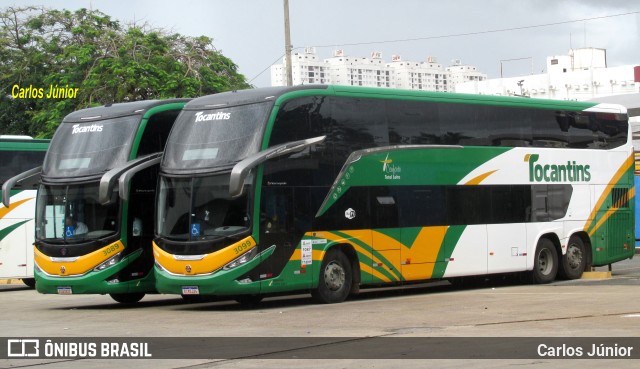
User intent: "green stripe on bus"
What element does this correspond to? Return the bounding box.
[331,230,403,282]
[432,225,466,279]
[0,220,31,243]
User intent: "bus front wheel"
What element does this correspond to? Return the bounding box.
[22,278,36,289]
[559,236,587,280]
[532,238,558,284]
[109,293,145,304]
[312,249,352,304]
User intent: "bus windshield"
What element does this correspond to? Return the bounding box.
[42,116,140,178]
[162,102,271,172]
[156,174,252,241]
[35,183,119,243]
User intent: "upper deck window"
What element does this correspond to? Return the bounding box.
[162,102,272,173]
[43,116,139,178]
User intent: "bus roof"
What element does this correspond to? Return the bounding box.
[181,85,606,112]
[63,98,190,123]
[588,93,640,117]
[182,86,326,110]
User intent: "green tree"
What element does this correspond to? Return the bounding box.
[0,6,251,137]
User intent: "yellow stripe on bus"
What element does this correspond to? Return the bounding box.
[0,198,33,219]
[153,236,256,275]
[584,153,634,233]
[587,185,636,238]
[34,240,124,276]
[464,170,497,185]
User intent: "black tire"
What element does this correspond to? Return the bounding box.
[235,295,264,306]
[312,248,352,304]
[558,236,587,280]
[531,238,558,284]
[109,293,145,304]
[22,278,36,289]
[181,294,206,303]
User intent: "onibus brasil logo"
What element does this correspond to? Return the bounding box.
[381,153,401,180]
[525,154,591,182]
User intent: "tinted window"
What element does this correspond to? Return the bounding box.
[438,103,490,146]
[0,150,46,185]
[387,100,440,145]
[163,102,272,173]
[315,184,572,230]
[331,97,388,149]
[268,97,335,186]
[314,186,369,230]
[43,116,139,178]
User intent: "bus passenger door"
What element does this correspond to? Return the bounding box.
[257,186,301,288]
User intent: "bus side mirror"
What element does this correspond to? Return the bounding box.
[229,135,325,198]
[2,166,42,207]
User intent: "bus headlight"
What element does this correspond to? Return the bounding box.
[94,253,123,272]
[223,247,258,271]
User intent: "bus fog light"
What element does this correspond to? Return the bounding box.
[223,248,258,270]
[94,253,122,272]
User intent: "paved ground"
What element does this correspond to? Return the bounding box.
[1,254,639,368]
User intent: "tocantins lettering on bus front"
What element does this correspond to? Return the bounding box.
[194,111,231,122]
[71,124,103,134]
[381,153,401,180]
[526,154,591,183]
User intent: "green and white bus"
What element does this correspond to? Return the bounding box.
[153,85,633,304]
[0,136,49,287]
[3,100,188,303]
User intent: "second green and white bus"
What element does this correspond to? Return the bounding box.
[153,85,633,304]
[4,100,188,302]
[0,136,49,287]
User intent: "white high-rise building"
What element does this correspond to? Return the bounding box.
[447,62,487,86]
[271,49,486,92]
[456,48,640,100]
[323,50,391,87]
[271,47,329,86]
[385,56,452,91]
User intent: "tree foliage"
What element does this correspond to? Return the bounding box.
[1,6,251,137]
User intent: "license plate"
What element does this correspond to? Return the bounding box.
[57,287,72,295]
[182,286,199,295]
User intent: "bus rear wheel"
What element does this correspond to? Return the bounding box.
[312,249,352,304]
[109,293,145,304]
[559,236,587,280]
[531,238,558,284]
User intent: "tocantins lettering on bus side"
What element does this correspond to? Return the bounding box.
[526,154,591,182]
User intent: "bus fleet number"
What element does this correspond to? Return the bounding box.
[233,241,252,255]
[103,244,120,256]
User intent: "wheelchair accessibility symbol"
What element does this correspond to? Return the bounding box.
[65,226,75,237]
[191,223,201,237]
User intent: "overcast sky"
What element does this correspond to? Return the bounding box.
[3,0,639,87]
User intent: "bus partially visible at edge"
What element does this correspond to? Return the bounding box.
[3,100,188,303]
[152,85,634,304]
[0,136,49,287]
[588,93,640,250]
